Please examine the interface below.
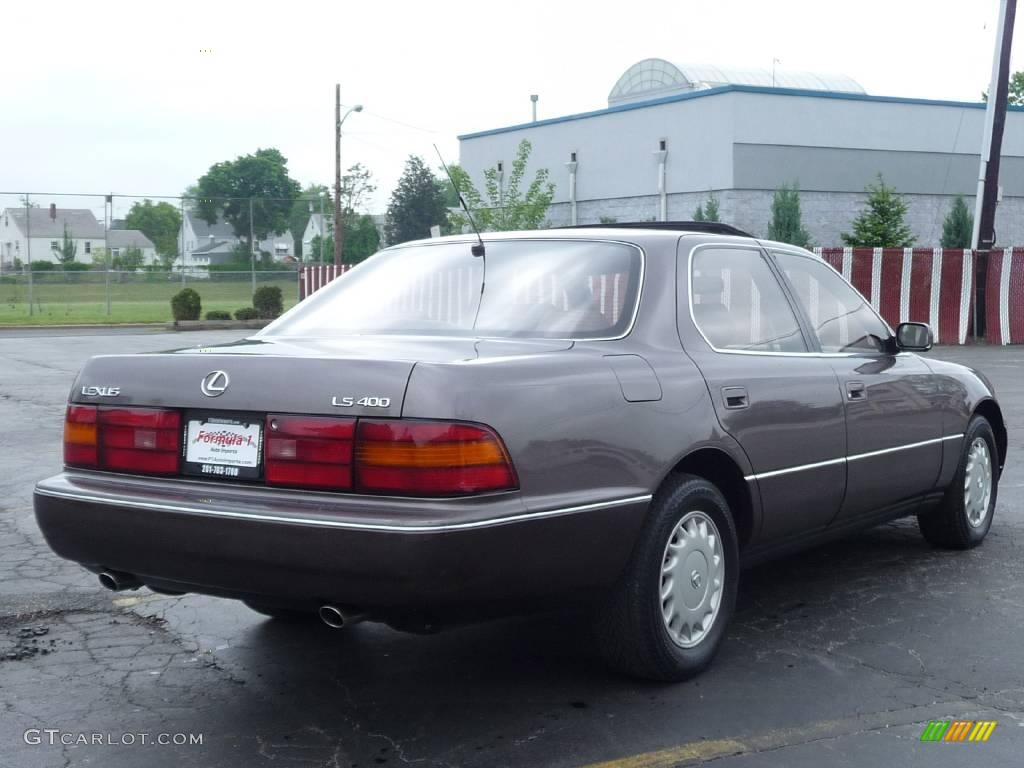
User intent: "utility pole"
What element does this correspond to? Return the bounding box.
[249,197,256,297]
[971,0,1017,338]
[333,88,363,267]
[334,84,343,267]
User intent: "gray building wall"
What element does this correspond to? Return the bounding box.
[458,86,1024,246]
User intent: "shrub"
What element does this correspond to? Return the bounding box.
[61,262,92,271]
[170,288,202,321]
[30,261,56,272]
[234,307,259,321]
[205,310,232,320]
[252,285,283,319]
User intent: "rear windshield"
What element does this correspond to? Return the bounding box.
[262,239,643,339]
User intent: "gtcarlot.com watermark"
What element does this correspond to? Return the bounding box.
[24,729,203,747]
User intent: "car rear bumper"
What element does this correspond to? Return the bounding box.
[33,471,650,615]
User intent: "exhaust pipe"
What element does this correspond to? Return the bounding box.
[98,570,143,592]
[318,605,366,629]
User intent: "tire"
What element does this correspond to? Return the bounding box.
[918,415,999,549]
[595,474,739,681]
[243,600,313,622]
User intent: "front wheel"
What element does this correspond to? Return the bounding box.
[595,474,739,681]
[918,415,999,549]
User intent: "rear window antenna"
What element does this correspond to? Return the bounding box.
[433,144,485,257]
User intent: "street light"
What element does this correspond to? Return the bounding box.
[334,85,363,266]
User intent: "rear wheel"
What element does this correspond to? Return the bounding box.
[595,474,739,681]
[243,600,313,622]
[918,415,998,549]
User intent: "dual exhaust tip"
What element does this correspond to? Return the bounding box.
[100,572,364,630]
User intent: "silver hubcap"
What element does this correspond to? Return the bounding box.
[964,437,993,528]
[660,510,725,648]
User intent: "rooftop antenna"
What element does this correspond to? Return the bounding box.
[433,144,485,257]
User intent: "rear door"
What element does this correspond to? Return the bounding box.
[769,248,942,520]
[678,240,847,543]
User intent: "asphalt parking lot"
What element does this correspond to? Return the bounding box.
[1,329,1022,768]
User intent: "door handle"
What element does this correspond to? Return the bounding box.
[846,381,866,401]
[722,386,749,410]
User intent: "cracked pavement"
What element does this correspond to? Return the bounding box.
[1,330,1022,767]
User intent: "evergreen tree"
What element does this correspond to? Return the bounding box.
[692,203,705,222]
[767,183,811,248]
[940,195,973,248]
[841,175,915,247]
[703,194,721,223]
[385,156,448,245]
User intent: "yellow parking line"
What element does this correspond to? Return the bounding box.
[583,738,746,768]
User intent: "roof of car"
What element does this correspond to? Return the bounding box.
[557,221,752,237]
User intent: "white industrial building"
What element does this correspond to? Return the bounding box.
[457,59,1024,246]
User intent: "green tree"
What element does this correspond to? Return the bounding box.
[767,182,811,248]
[692,203,705,222]
[436,164,462,208]
[385,155,449,244]
[703,193,721,222]
[115,246,145,271]
[124,199,182,263]
[51,223,77,264]
[196,148,301,251]
[842,175,915,247]
[982,70,1024,105]
[310,213,380,265]
[447,140,555,232]
[941,195,974,248]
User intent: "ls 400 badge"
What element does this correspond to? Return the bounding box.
[331,396,391,408]
[80,386,121,397]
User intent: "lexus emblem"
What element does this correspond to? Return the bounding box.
[200,370,230,397]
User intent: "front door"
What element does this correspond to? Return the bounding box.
[770,249,942,521]
[679,241,847,543]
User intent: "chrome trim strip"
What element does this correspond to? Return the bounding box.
[33,488,653,533]
[743,434,963,482]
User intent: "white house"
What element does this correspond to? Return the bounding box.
[106,229,157,265]
[179,212,295,273]
[0,207,104,270]
[301,213,331,260]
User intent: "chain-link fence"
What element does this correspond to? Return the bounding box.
[0,190,337,324]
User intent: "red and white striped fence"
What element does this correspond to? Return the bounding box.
[301,252,1024,345]
[816,248,973,345]
[298,264,352,301]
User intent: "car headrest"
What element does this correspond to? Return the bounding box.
[691,274,725,296]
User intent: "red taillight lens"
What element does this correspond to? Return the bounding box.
[63,404,181,475]
[98,408,181,474]
[355,420,517,496]
[264,415,355,490]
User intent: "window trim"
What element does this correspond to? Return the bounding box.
[684,242,890,358]
[766,246,895,356]
[685,242,814,356]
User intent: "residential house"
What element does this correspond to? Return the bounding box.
[179,212,294,272]
[0,207,104,270]
[301,213,331,260]
[106,229,157,265]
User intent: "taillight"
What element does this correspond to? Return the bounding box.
[264,415,355,490]
[64,405,98,467]
[355,420,517,496]
[63,404,181,475]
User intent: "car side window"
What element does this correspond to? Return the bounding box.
[772,251,892,354]
[689,247,807,353]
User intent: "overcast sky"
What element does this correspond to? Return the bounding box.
[1,0,1017,216]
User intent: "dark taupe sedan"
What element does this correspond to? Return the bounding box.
[34,222,1006,680]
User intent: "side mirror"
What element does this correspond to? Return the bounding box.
[896,322,933,352]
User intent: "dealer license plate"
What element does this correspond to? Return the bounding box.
[184,416,262,480]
